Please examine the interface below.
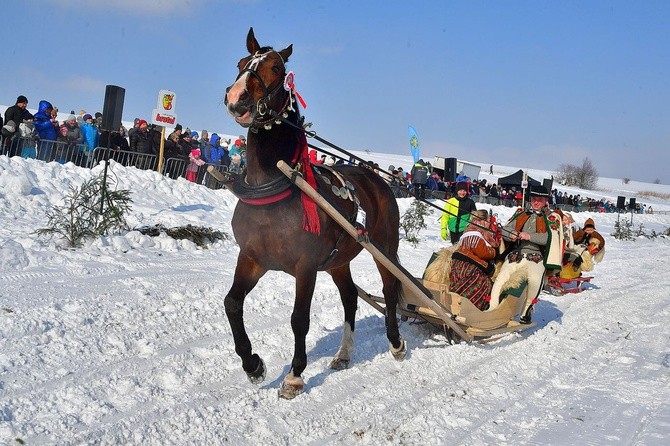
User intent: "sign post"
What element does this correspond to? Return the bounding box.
[521,172,528,206]
[151,90,177,173]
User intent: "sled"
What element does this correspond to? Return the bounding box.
[275,161,537,343]
[544,275,593,296]
[354,278,535,341]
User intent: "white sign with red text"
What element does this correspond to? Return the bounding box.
[151,90,177,126]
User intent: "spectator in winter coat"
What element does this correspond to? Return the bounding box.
[441,182,477,244]
[186,148,205,182]
[79,114,99,166]
[130,120,153,154]
[178,132,195,153]
[33,100,59,161]
[203,133,229,166]
[163,131,184,160]
[3,96,33,154]
[112,126,130,152]
[33,100,58,140]
[127,118,141,140]
[129,120,155,170]
[199,130,210,153]
[163,132,188,179]
[228,138,242,160]
[167,123,182,142]
[80,114,99,151]
[62,115,83,146]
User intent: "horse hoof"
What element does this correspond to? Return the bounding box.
[278,376,305,399]
[246,356,266,385]
[329,357,350,370]
[389,337,407,361]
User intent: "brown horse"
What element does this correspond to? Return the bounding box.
[223,28,405,398]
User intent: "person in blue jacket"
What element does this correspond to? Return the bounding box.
[33,100,59,161]
[203,133,230,166]
[79,114,99,167]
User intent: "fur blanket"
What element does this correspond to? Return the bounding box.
[422,247,526,293]
[422,246,457,286]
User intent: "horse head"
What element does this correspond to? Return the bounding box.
[225,28,293,129]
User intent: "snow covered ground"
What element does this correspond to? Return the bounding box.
[1,154,670,445]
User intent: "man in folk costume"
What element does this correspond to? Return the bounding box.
[487,185,563,324]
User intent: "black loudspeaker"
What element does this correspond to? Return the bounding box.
[616,196,625,209]
[629,197,636,210]
[101,85,125,131]
[445,157,457,182]
[543,178,553,192]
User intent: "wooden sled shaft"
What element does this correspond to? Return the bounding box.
[277,160,473,343]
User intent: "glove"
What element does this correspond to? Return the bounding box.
[441,228,449,241]
[573,256,583,268]
[562,252,571,265]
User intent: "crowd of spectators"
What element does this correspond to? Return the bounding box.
[380,159,648,214]
[1,94,247,184]
[1,94,653,211]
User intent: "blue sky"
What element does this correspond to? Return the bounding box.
[3,0,669,182]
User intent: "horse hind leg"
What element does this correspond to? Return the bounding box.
[376,260,406,361]
[327,264,358,370]
[224,255,267,384]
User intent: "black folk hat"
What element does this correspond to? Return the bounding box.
[530,185,550,197]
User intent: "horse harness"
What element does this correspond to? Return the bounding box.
[230,48,295,133]
[227,46,366,267]
[311,164,367,269]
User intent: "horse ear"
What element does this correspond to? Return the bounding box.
[246,27,260,54]
[279,44,293,63]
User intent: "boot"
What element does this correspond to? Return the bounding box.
[520,304,534,324]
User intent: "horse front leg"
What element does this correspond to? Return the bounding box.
[279,268,317,399]
[224,254,267,384]
[328,264,358,370]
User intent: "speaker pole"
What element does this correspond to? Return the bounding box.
[100,151,109,216]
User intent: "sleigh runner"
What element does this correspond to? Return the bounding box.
[544,275,593,295]
[274,161,537,342]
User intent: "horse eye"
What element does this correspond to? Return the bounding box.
[272,66,281,74]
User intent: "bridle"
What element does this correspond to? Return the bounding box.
[229,49,293,131]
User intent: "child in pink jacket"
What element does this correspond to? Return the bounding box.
[186,148,205,182]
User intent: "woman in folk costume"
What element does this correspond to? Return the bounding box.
[573,218,605,259]
[488,186,563,324]
[449,210,500,310]
[561,217,606,278]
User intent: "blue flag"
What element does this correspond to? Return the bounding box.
[408,125,420,163]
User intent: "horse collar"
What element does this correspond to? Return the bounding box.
[232,173,294,205]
